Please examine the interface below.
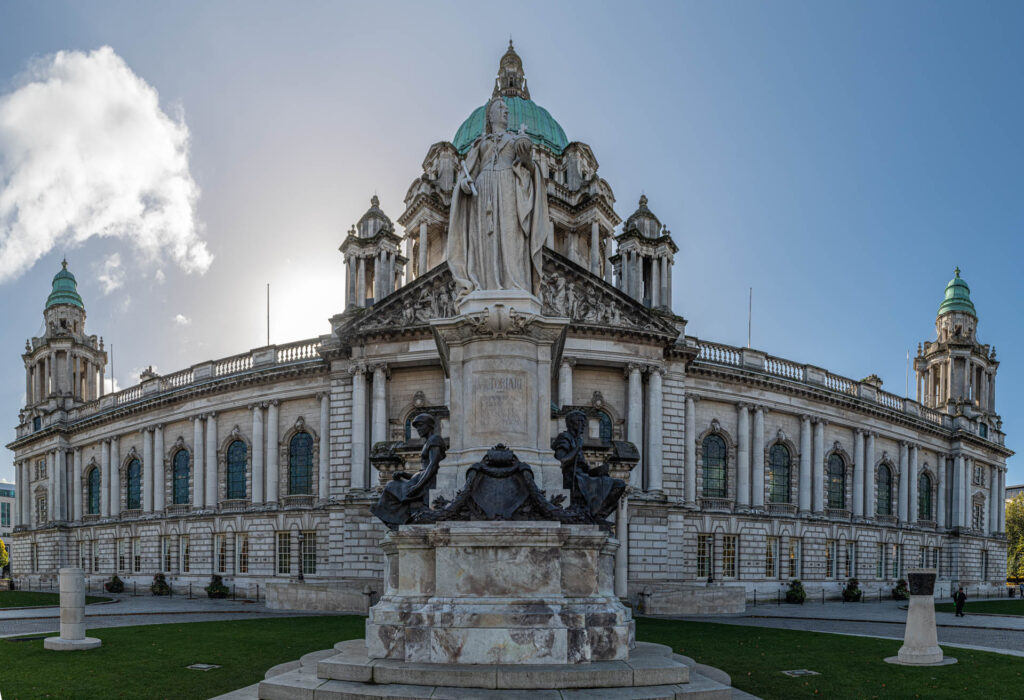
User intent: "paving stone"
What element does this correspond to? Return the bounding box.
[311,679,435,700]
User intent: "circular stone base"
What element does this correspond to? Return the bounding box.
[884,656,957,667]
[44,636,102,651]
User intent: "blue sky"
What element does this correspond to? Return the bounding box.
[0,1,1021,484]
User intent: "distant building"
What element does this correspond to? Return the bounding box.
[1006,485,1023,502]
[0,480,14,538]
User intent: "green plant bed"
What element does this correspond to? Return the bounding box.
[0,616,365,699]
[934,599,1024,616]
[636,618,1024,699]
[0,591,110,608]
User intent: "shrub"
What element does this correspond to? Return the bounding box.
[205,575,230,599]
[150,573,171,596]
[892,578,909,600]
[785,579,806,604]
[104,575,125,593]
[0,538,8,570]
[842,577,862,602]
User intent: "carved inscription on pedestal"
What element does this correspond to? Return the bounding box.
[472,371,529,441]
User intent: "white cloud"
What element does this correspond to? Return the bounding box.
[96,252,124,294]
[154,269,166,284]
[103,376,122,394]
[173,313,191,326]
[0,46,213,282]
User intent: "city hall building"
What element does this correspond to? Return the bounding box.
[7,45,1010,610]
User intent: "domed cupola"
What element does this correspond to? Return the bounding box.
[45,259,85,310]
[452,42,569,155]
[937,267,976,318]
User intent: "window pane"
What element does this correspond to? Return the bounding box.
[173,450,190,505]
[227,440,247,499]
[289,433,313,495]
[87,468,100,515]
[127,460,142,510]
[827,455,845,509]
[702,435,727,498]
[768,445,790,503]
[877,465,892,515]
[918,473,932,520]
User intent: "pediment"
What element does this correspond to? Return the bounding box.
[349,264,457,336]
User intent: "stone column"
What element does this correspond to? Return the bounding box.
[357,257,366,307]
[405,235,414,282]
[590,220,600,275]
[58,448,68,521]
[626,364,644,489]
[43,568,101,650]
[736,404,750,508]
[142,428,153,512]
[419,221,428,277]
[989,466,999,535]
[251,404,265,504]
[99,363,105,397]
[205,414,218,508]
[17,461,26,527]
[685,396,697,505]
[999,470,1006,533]
[650,258,660,307]
[853,429,865,517]
[615,496,628,598]
[192,416,204,509]
[812,419,825,513]
[751,406,765,508]
[153,425,165,512]
[951,455,963,528]
[798,416,812,513]
[898,442,909,523]
[318,393,330,501]
[557,359,574,408]
[99,442,109,518]
[266,402,279,503]
[72,448,84,521]
[864,433,876,517]
[371,363,388,447]
[962,457,971,528]
[350,365,367,490]
[109,438,120,517]
[345,257,354,308]
[660,257,670,309]
[937,455,946,528]
[646,367,664,494]
[908,445,919,524]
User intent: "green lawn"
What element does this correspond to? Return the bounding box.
[934,599,1024,616]
[1,616,1020,699]
[0,591,110,608]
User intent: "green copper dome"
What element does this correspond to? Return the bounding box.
[453,96,569,155]
[937,267,976,317]
[45,260,85,310]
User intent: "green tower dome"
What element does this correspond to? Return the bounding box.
[452,42,569,156]
[46,259,85,310]
[937,267,975,318]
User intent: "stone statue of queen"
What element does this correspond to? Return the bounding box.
[446,97,549,301]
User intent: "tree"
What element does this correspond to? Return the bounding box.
[0,538,9,571]
[1006,494,1024,582]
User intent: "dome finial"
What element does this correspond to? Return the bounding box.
[61,257,68,270]
[493,40,530,100]
[954,266,961,277]
[371,194,380,208]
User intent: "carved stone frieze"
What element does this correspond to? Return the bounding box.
[356,268,457,333]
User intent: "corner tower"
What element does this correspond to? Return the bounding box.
[341,196,406,309]
[915,268,998,419]
[612,196,677,310]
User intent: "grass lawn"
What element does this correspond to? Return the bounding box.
[1,616,1021,699]
[0,590,110,608]
[637,618,1024,699]
[934,599,1024,616]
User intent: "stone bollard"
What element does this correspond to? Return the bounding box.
[885,568,954,666]
[44,568,102,651]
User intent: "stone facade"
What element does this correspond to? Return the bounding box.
[6,45,1011,609]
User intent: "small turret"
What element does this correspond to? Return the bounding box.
[611,196,678,310]
[340,197,407,308]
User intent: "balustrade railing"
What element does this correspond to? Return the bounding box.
[765,356,803,380]
[696,341,741,367]
[161,368,193,390]
[276,340,320,363]
[877,391,903,411]
[215,353,253,377]
[824,373,856,396]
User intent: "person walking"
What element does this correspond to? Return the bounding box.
[953,586,967,617]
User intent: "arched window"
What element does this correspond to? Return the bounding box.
[768,444,790,503]
[876,464,893,516]
[702,434,727,498]
[172,450,190,505]
[598,411,613,442]
[126,459,142,510]
[226,440,247,500]
[86,468,100,515]
[289,432,313,495]
[919,472,933,521]
[827,455,846,509]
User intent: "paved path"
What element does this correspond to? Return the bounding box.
[667,599,1024,655]
[0,591,350,638]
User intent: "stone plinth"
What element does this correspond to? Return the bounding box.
[366,521,633,665]
[885,568,955,667]
[44,567,102,651]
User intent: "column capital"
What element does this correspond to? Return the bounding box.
[561,357,576,369]
[624,362,644,377]
[811,416,827,426]
[368,361,389,376]
[348,361,367,376]
[752,404,765,414]
[316,391,330,401]
[190,414,205,423]
[685,393,699,404]
[648,363,667,377]
[205,412,217,420]
[898,439,908,448]
[800,414,812,424]
[736,401,752,412]
[153,423,164,431]
[248,402,262,411]
[854,427,865,436]
[267,399,280,407]
[73,446,82,453]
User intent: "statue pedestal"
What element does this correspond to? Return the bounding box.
[885,568,956,667]
[366,521,633,665]
[431,293,569,497]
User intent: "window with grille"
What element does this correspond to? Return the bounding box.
[825,540,836,579]
[845,542,855,578]
[768,444,790,503]
[126,459,142,510]
[87,468,100,515]
[277,532,291,574]
[289,433,313,495]
[31,543,38,572]
[36,495,47,524]
[891,544,900,579]
[226,441,247,499]
[0,502,8,527]
[765,537,779,578]
[918,472,932,520]
[118,540,126,572]
[301,531,317,575]
[92,540,99,573]
[702,435,727,498]
[237,534,249,574]
[972,501,985,530]
[181,535,190,573]
[162,536,171,571]
[918,546,926,568]
[974,466,985,486]
[172,450,190,505]
[827,455,845,509]
[697,534,711,578]
[788,539,801,579]
[876,542,885,579]
[79,541,86,569]
[132,538,141,573]
[722,535,737,578]
[216,534,227,574]
[981,550,989,579]
[931,548,939,571]
[876,465,893,515]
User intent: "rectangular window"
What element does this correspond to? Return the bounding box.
[180,535,190,573]
[216,534,227,574]
[891,543,900,579]
[78,541,86,569]
[765,537,779,578]
[132,538,141,573]
[788,539,801,579]
[118,540,126,572]
[92,540,99,573]
[845,542,856,579]
[277,532,291,575]
[876,542,884,579]
[1,502,10,527]
[237,534,249,574]
[162,536,171,572]
[301,531,317,576]
[972,502,984,530]
[825,540,836,579]
[931,547,939,571]
[31,543,38,572]
[981,550,989,580]
[722,535,737,579]
[918,547,926,568]
[696,534,711,578]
